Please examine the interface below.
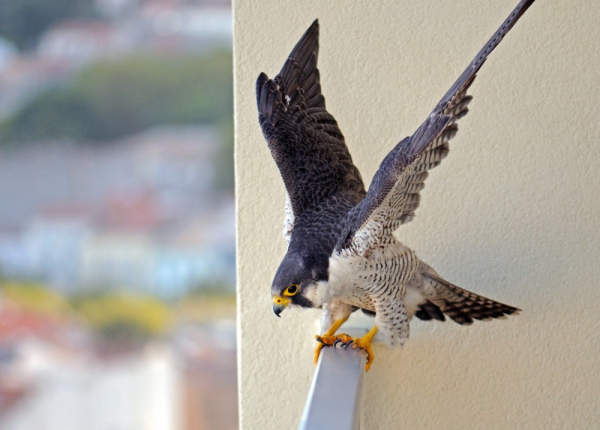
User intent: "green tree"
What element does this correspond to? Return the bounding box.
[2,51,233,143]
[215,119,234,190]
[75,292,173,344]
[0,280,71,316]
[0,0,96,50]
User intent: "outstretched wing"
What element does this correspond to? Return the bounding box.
[256,20,365,226]
[337,0,536,255]
[398,0,536,225]
[337,114,451,254]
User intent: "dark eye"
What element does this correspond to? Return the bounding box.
[285,284,298,296]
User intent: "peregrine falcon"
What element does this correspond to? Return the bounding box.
[257,0,535,371]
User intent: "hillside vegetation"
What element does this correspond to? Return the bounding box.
[0,51,233,144]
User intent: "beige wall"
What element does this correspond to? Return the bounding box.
[234,1,600,428]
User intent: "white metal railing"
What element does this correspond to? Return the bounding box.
[299,327,368,430]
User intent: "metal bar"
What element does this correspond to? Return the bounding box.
[299,330,367,430]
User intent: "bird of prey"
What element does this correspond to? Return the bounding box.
[257,0,535,371]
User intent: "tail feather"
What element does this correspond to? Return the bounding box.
[417,270,520,326]
[414,300,446,322]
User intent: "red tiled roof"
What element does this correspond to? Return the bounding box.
[0,306,71,345]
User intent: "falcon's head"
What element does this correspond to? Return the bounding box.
[271,251,328,316]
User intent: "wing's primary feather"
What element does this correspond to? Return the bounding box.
[338,0,536,254]
[398,0,536,225]
[256,20,365,222]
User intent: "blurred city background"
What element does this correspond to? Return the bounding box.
[0,0,236,429]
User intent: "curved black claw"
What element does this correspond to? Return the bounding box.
[333,339,343,348]
[342,340,354,350]
[316,336,327,345]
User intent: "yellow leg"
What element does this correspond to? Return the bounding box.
[314,316,351,365]
[322,316,349,337]
[351,325,378,371]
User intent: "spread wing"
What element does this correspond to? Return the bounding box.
[256,20,365,229]
[336,114,451,254]
[337,0,536,255]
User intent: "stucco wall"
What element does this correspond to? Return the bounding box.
[234,1,600,428]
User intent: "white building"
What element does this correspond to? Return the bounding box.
[24,206,93,293]
[0,343,182,430]
[36,21,138,65]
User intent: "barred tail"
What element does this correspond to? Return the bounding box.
[416,271,520,325]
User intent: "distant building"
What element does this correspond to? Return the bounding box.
[0,126,221,227]
[82,192,235,298]
[154,247,215,298]
[36,3,232,62]
[24,206,94,293]
[175,320,237,430]
[95,0,139,18]
[36,21,138,64]
[0,318,182,430]
[0,125,233,298]
[0,229,28,279]
[163,196,236,290]
[130,126,220,207]
[0,299,89,421]
[141,1,232,53]
[0,0,232,118]
[0,56,74,119]
[0,38,17,71]
[81,230,157,294]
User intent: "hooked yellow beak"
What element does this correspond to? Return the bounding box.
[272,296,290,317]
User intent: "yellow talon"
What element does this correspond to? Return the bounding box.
[314,332,352,364]
[313,316,350,365]
[314,321,378,371]
[351,325,378,371]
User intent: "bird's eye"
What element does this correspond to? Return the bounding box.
[284,284,298,296]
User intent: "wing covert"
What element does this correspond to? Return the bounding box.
[336,114,451,255]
